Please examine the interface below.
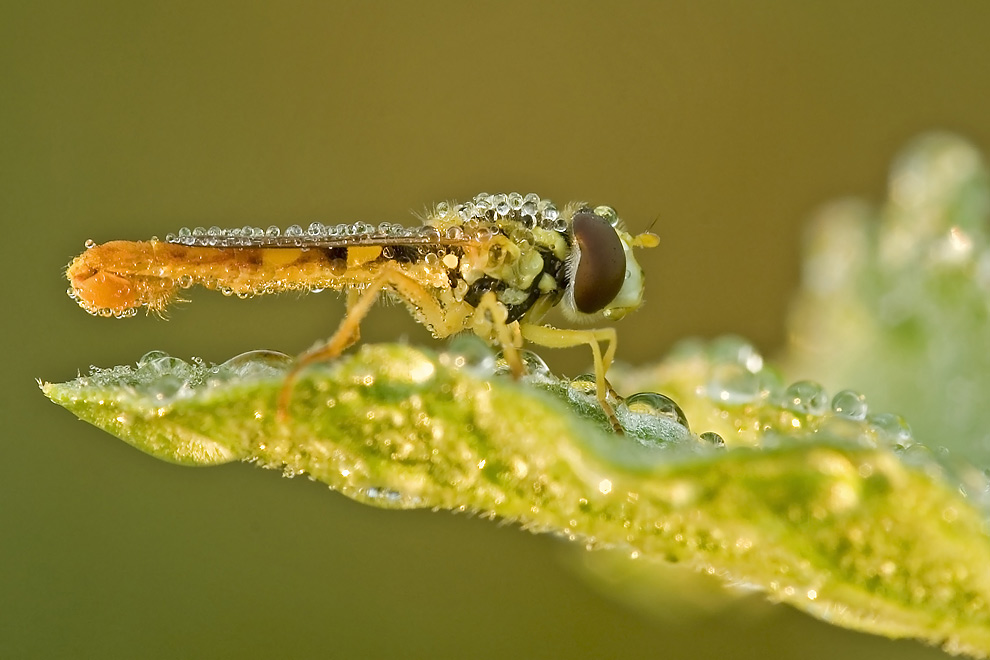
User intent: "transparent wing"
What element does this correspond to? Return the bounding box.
[166,222,475,249]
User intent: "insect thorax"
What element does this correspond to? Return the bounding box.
[434,193,572,324]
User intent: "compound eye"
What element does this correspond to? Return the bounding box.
[572,211,626,314]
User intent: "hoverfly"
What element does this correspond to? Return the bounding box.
[66,192,659,431]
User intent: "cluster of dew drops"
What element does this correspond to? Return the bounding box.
[488,334,921,454]
[69,337,990,511]
[668,336,917,451]
[162,192,570,250]
[75,334,915,454]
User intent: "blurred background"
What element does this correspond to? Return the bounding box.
[3,2,989,658]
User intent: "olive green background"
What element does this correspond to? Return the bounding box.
[3,2,989,658]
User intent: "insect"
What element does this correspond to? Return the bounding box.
[66,192,659,431]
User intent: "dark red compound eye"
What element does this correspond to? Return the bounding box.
[571,211,626,313]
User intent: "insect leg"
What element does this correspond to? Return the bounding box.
[471,291,524,378]
[518,324,622,433]
[276,265,456,420]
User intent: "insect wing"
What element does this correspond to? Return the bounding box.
[166,224,473,249]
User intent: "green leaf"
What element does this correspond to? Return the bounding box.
[42,340,990,657]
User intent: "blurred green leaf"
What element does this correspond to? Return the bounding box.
[785,133,990,466]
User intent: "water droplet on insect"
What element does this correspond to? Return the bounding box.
[177,274,194,288]
[265,225,280,237]
[625,392,690,430]
[700,431,725,447]
[780,380,829,415]
[84,239,96,249]
[593,205,618,226]
[508,192,524,209]
[286,224,302,237]
[445,226,464,240]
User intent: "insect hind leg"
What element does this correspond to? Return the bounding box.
[276,266,453,421]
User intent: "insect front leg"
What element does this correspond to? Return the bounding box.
[518,323,623,433]
[471,291,524,378]
[277,265,454,420]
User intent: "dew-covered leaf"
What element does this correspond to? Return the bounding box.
[42,341,990,657]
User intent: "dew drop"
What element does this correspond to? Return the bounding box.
[519,350,551,379]
[569,373,597,394]
[866,412,913,446]
[84,239,96,249]
[219,349,293,380]
[593,205,618,226]
[138,350,170,367]
[831,389,868,420]
[494,349,551,380]
[444,335,496,373]
[700,431,725,447]
[706,364,761,405]
[625,392,689,430]
[709,335,764,373]
[781,380,829,415]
